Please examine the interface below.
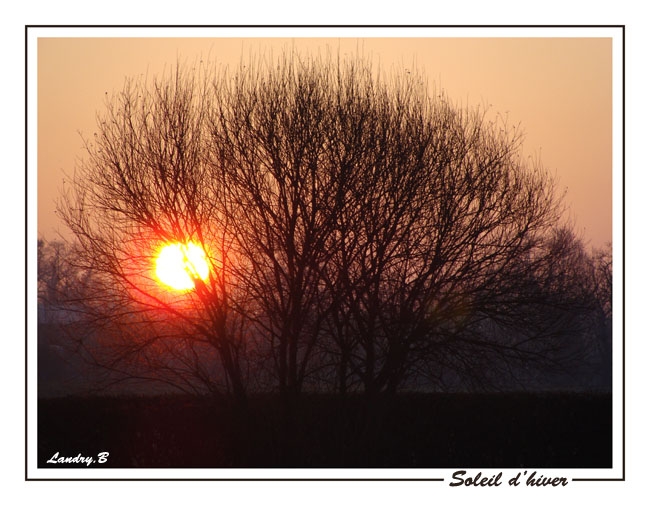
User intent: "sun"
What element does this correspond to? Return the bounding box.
[155,242,210,291]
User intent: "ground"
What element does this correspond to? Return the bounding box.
[37,392,612,469]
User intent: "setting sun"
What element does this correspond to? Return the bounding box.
[155,242,210,291]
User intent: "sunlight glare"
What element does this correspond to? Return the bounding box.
[155,242,210,291]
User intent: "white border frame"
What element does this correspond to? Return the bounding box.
[26,25,624,481]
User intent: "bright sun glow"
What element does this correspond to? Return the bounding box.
[155,242,210,291]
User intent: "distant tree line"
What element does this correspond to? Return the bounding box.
[41,54,612,405]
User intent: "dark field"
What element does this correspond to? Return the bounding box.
[38,392,612,469]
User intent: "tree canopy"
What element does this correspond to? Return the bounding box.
[52,54,611,400]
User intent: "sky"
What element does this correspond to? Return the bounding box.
[37,32,613,249]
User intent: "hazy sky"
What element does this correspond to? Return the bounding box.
[37,34,613,248]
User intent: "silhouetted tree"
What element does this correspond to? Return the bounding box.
[56,53,605,402]
[38,239,87,307]
[314,96,588,394]
[58,65,250,400]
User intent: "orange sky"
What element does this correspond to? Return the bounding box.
[37,34,613,248]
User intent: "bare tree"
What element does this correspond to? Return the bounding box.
[56,53,600,403]
[310,78,586,394]
[38,239,90,308]
[58,64,250,401]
